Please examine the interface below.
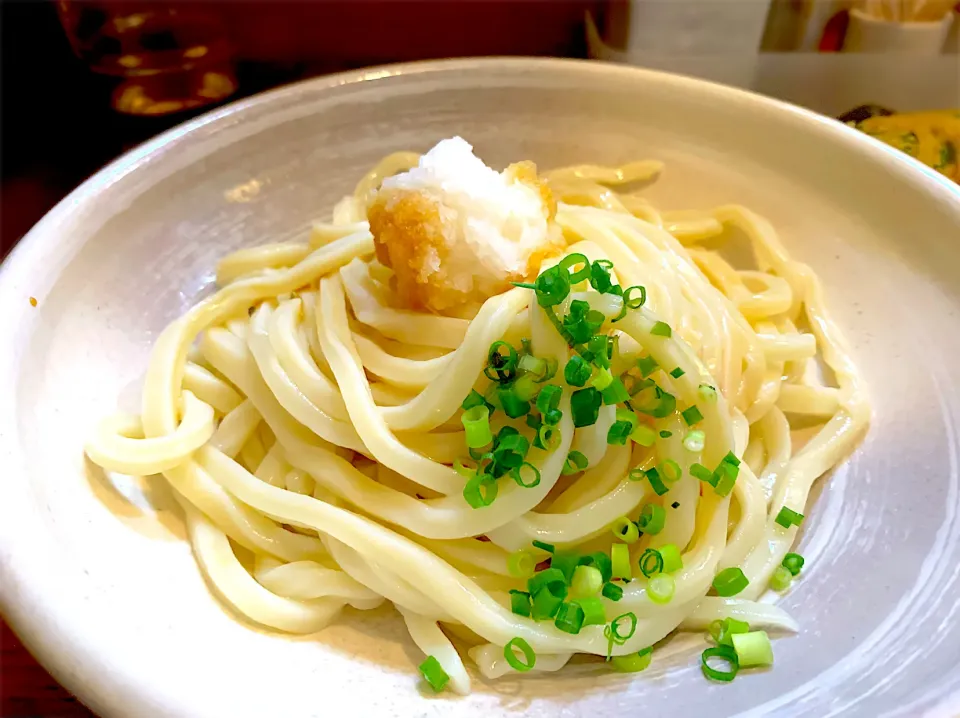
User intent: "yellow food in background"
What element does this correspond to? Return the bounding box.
[851,111,960,182]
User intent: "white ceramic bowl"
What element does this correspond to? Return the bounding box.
[2,59,960,718]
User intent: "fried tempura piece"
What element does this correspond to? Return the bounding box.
[367,137,563,314]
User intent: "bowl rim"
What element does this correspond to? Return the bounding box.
[1,56,959,717]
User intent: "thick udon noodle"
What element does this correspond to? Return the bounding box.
[85,155,869,693]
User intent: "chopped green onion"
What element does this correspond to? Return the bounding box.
[690,462,716,485]
[570,387,602,427]
[707,619,724,643]
[531,584,565,619]
[769,566,792,591]
[681,405,704,426]
[638,387,676,419]
[519,353,546,376]
[630,424,657,446]
[601,582,623,601]
[461,405,493,449]
[564,355,592,387]
[611,516,640,544]
[670,366,686,379]
[611,544,632,580]
[562,450,589,475]
[549,551,580,583]
[563,300,605,344]
[510,462,541,488]
[468,446,492,462]
[537,424,561,452]
[775,507,805,529]
[513,374,540,401]
[529,266,571,308]
[576,596,607,626]
[609,612,638,643]
[622,373,653,396]
[782,552,805,576]
[636,355,659,377]
[509,589,532,617]
[615,407,638,428]
[659,459,682,484]
[623,285,647,309]
[537,358,559,383]
[647,574,676,604]
[601,377,631,405]
[532,540,555,553]
[418,655,451,692]
[542,408,563,426]
[507,550,535,578]
[701,645,739,682]
[494,430,528,458]
[638,504,666,535]
[461,388,493,414]
[712,452,741,497]
[559,253,591,284]
[590,367,614,391]
[659,544,683,573]
[643,467,670,496]
[483,382,502,411]
[453,457,477,478]
[580,552,613,583]
[633,386,659,414]
[536,383,562,415]
[554,601,586,634]
[638,548,663,578]
[607,334,619,362]
[485,341,518,383]
[731,630,774,668]
[712,567,749,597]
[490,431,519,457]
[589,259,616,294]
[612,300,629,323]
[698,384,718,402]
[709,617,750,647]
[504,637,537,672]
[587,335,611,368]
[650,321,672,337]
[722,451,741,467]
[683,429,705,452]
[660,430,673,438]
[571,565,603,597]
[611,646,652,673]
[528,567,566,594]
[463,473,498,508]
[713,474,737,496]
[607,420,634,445]
[497,387,531,419]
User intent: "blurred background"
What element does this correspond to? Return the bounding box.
[0,0,957,714]
[2,0,959,260]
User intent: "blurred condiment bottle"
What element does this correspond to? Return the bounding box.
[56,1,237,116]
[587,0,771,86]
[56,1,592,117]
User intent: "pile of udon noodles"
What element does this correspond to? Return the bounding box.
[86,153,869,693]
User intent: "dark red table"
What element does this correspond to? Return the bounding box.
[1,620,93,717]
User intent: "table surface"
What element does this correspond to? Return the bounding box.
[1,620,94,717]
